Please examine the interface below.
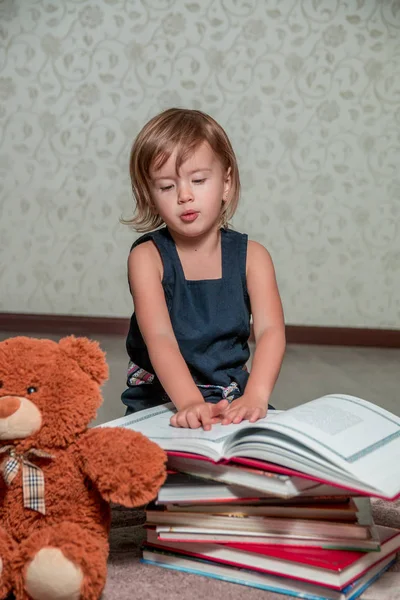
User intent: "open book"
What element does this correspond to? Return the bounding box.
[101,394,400,500]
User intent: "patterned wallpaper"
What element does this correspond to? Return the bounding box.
[0,0,399,328]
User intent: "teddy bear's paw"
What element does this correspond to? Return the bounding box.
[25,548,83,600]
[17,522,108,600]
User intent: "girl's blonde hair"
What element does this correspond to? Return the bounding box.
[123,108,241,232]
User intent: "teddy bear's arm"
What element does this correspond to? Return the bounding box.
[77,428,167,507]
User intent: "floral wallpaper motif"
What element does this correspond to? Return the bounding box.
[0,0,399,328]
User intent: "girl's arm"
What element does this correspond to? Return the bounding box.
[128,241,227,429]
[222,241,286,425]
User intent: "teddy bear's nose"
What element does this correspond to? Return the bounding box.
[0,396,22,418]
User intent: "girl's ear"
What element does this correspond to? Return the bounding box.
[223,167,232,204]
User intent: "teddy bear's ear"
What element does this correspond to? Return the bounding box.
[58,336,109,385]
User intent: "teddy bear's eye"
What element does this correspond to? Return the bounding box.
[0,381,3,389]
[27,386,37,395]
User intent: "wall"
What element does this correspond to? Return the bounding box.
[1,0,399,328]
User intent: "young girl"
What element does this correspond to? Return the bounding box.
[121,108,285,430]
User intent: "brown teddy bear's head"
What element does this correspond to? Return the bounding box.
[0,336,108,451]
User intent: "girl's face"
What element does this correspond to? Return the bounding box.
[149,142,231,238]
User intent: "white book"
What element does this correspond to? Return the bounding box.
[157,472,351,503]
[164,454,352,498]
[100,394,400,500]
[157,474,275,503]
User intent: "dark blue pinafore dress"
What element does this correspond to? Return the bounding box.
[121,227,251,414]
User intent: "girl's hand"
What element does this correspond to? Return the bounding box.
[221,395,268,425]
[170,399,229,431]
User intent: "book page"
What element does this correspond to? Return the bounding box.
[261,394,400,466]
[245,394,400,496]
[100,403,281,461]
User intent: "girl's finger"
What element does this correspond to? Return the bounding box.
[221,409,238,425]
[232,406,248,424]
[170,414,178,427]
[187,412,201,429]
[211,416,223,424]
[248,408,262,423]
[176,413,189,428]
[212,399,229,415]
[198,408,212,431]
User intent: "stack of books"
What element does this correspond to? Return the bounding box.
[143,491,400,598]
[103,393,400,599]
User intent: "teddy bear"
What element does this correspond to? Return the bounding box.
[0,335,167,600]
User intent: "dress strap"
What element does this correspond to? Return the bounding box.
[221,229,249,295]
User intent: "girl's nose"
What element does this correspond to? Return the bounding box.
[178,186,193,204]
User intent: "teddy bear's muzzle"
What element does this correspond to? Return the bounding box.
[0,396,21,418]
[0,395,42,439]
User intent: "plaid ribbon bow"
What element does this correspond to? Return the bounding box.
[0,445,54,515]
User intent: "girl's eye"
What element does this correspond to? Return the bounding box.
[160,185,173,192]
[27,386,37,395]
[193,178,206,185]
